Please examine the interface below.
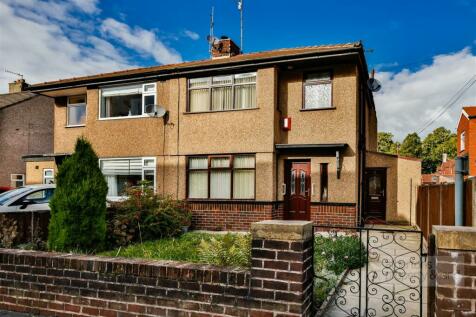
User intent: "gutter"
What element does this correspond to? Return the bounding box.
[28,49,361,93]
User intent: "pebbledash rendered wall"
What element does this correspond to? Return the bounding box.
[0,220,313,317]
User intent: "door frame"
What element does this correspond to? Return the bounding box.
[363,167,387,222]
[284,159,311,220]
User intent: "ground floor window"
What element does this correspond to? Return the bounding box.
[10,174,24,188]
[43,169,55,184]
[187,154,255,199]
[99,157,156,198]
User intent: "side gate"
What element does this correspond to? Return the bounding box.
[313,225,424,317]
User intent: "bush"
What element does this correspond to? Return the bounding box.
[106,183,191,247]
[48,138,108,252]
[197,233,251,267]
[314,234,366,275]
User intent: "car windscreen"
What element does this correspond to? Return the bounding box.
[0,187,30,206]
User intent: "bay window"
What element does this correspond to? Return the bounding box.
[303,72,333,109]
[100,83,156,119]
[100,157,156,199]
[188,72,256,112]
[187,155,255,199]
[67,95,86,126]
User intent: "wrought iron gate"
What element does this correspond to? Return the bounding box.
[313,225,424,317]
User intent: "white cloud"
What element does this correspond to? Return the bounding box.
[0,0,184,93]
[374,47,476,141]
[184,30,200,41]
[100,18,183,65]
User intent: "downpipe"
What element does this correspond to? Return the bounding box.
[455,157,466,226]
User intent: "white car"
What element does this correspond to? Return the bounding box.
[0,184,55,213]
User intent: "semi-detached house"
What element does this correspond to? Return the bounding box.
[26,39,421,230]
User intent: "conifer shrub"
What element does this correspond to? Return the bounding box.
[48,138,108,251]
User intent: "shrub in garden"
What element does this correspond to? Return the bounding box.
[197,233,251,267]
[106,183,191,247]
[48,138,108,251]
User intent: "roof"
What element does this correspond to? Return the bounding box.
[366,151,422,161]
[437,159,455,176]
[28,42,362,91]
[0,92,37,109]
[463,106,476,118]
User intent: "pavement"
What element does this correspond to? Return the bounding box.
[0,311,33,317]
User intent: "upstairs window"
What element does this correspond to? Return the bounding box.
[303,72,332,109]
[100,83,156,119]
[188,72,256,112]
[67,95,86,126]
[460,131,466,152]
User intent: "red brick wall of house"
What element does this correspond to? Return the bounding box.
[188,202,357,230]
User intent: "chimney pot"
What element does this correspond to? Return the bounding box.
[8,79,28,93]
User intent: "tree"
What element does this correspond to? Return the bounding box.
[48,138,108,251]
[421,127,457,173]
[399,133,422,158]
[377,132,400,154]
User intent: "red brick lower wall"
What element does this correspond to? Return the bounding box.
[188,201,276,231]
[188,201,357,230]
[310,204,357,227]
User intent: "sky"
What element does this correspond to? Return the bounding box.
[0,0,475,140]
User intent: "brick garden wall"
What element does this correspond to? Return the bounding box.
[430,226,476,317]
[0,220,314,317]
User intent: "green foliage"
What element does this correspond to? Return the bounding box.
[107,184,192,247]
[48,138,108,252]
[313,234,366,307]
[399,133,422,158]
[99,232,251,268]
[314,234,366,275]
[421,127,457,173]
[377,132,400,154]
[197,233,251,267]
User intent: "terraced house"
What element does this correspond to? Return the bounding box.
[26,39,420,230]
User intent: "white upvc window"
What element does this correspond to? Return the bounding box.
[99,157,156,200]
[43,169,55,184]
[460,131,466,152]
[10,174,24,188]
[67,95,86,126]
[99,83,156,119]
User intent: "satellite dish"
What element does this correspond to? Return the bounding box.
[367,78,382,92]
[145,104,167,118]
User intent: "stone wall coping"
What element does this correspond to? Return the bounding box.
[433,225,476,251]
[251,220,313,241]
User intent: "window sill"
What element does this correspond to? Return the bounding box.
[183,107,259,115]
[65,124,85,128]
[98,115,151,121]
[300,107,336,112]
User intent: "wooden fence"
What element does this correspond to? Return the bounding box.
[416,179,474,239]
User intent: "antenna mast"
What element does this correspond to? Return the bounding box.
[209,6,215,57]
[237,0,243,52]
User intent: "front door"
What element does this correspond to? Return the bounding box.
[364,168,387,221]
[284,161,311,220]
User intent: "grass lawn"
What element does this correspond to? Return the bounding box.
[98,231,251,267]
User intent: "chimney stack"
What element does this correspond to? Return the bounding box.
[211,36,241,59]
[442,153,448,163]
[8,79,28,93]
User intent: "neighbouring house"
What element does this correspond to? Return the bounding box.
[421,154,455,184]
[0,79,54,188]
[457,106,476,176]
[26,39,420,229]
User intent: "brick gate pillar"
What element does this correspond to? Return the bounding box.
[432,226,476,316]
[250,220,314,317]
